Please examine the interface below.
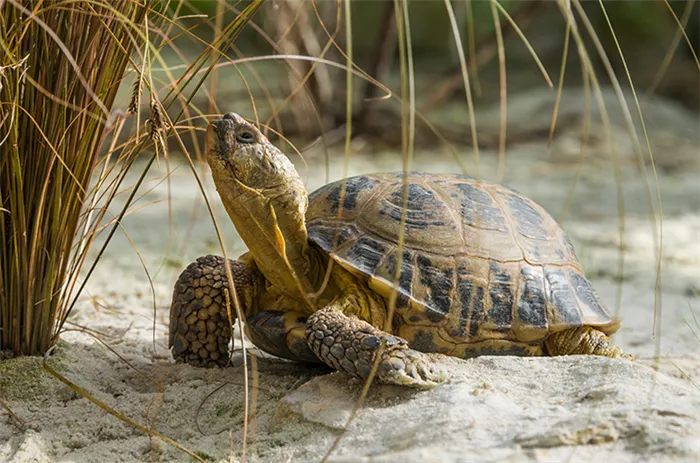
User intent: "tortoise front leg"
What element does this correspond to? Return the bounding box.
[169,255,260,367]
[545,327,634,360]
[306,306,447,388]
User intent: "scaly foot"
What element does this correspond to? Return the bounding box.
[306,306,447,388]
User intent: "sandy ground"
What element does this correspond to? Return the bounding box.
[1,88,699,462]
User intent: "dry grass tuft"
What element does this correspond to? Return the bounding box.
[0,0,152,356]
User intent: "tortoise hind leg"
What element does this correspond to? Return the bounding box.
[544,327,634,360]
[306,305,447,388]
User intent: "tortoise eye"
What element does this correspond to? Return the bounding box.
[236,131,255,144]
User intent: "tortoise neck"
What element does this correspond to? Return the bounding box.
[214,174,327,307]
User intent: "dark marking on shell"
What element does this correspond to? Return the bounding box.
[308,223,354,253]
[454,266,473,338]
[504,193,549,240]
[417,255,453,322]
[469,286,486,337]
[545,268,582,325]
[488,263,514,330]
[385,250,414,298]
[390,183,442,210]
[344,236,387,276]
[517,265,547,328]
[454,183,508,231]
[379,183,447,230]
[312,176,380,213]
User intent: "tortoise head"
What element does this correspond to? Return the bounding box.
[206,112,300,192]
[206,112,320,303]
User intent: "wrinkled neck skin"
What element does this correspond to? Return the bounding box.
[209,136,327,308]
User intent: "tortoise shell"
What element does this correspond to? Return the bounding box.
[305,172,618,357]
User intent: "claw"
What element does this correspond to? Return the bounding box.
[406,362,418,379]
[378,348,448,388]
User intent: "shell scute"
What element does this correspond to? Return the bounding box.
[515,264,549,342]
[502,191,551,240]
[544,266,583,330]
[453,181,509,232]
[486,261,516,333]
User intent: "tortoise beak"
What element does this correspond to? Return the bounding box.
[206,116,236,160]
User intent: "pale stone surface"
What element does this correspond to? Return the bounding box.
[275,356,700,462]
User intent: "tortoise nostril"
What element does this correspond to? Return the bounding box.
[222,112,235,121]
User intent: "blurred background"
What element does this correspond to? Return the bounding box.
[129,0,699,152]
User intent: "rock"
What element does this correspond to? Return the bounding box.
[275,355,700,462]
[274,373,358,430]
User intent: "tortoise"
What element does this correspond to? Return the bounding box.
[168,112,632,388]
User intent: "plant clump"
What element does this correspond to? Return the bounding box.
[0,0,149,356]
